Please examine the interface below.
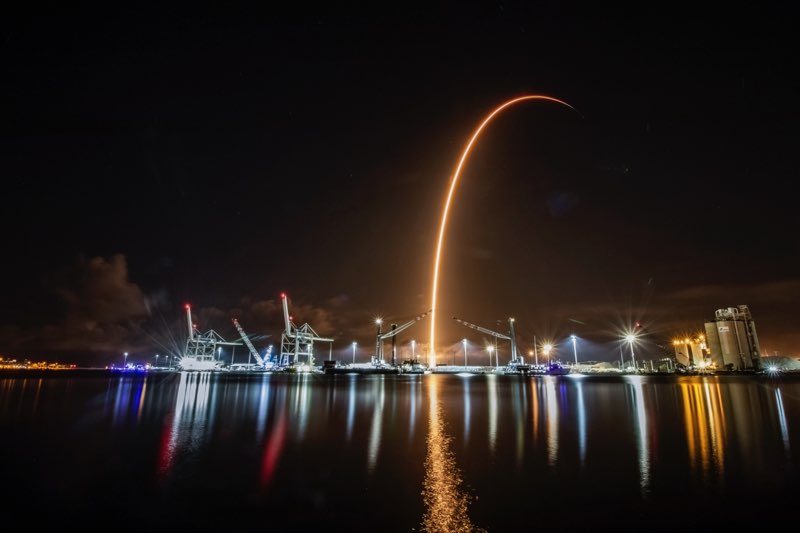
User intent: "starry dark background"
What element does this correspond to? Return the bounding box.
[2,2,798,366]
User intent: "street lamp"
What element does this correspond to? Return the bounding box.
[487,344,495,367]
[123,352,128,369]
[543,344,552,365]
[375,318,383,363]
[571,335,578,366]
[352,342,357,364]
[625,334,637,371]
[217,347,222,361]
[155,354,159,368]
[463,339,468,366]
[411,339,416,360]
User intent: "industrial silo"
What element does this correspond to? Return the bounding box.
[703,306,762,371]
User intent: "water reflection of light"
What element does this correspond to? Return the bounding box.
[261,393,287,489]
[680,381,726,480]
[367,377,385,473]
[463,378,471,442]
[293,373,312,441]
[255,373,271,442]
[421,376,485,533]
[158,372,214,479]
[347,375,356,441]
[409,378,420,443]
[775,388,790,456]
[544,377,559,467]
[487,375,497,455]
[703,381,726,478]
[625,376,650,493]
[530,380,539,445]
[511,379,525,467]
[136,379,148,422]
[576,380,587,467]
[32,379,43,415]
[112,377,133,425]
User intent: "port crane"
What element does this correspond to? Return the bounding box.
[374,310,431,367]
[453,316,522,366]
[279,293,334,367]
[232,318,271,369]
[181,304,241,369]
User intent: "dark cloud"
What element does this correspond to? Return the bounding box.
[0,254,148,358]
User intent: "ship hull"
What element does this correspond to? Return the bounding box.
[177,357,226,371]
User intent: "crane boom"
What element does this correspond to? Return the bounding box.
[378,310,431,340]
[185,304,195,338]
[232,318,265,367]
[281,293,292,335]
[453,317,511,340]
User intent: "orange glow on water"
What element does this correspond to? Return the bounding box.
[429,95,576,363]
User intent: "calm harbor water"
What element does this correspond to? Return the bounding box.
[1,371,798,531]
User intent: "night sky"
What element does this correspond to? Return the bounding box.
[2,3,798,366]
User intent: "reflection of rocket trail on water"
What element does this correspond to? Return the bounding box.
[429,95,578,361]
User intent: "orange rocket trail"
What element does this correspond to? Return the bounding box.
[429,95,577,365]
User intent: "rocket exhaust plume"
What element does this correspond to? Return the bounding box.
[428,95,578,366]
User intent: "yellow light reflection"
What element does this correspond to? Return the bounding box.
[421,376,485,533]
[680,381,726,480]
[428,95,577,362]
[487,375,498,455]
[136,378,147,422]
[544,377,559,467]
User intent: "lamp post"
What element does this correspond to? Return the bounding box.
[352,342,357,364]
[487,345,494,367]
[463,339,468,366]
[123,352,128,369]
[625,334,637,371]
[375,318,383,364]
[543,344,552,365]
[217,347,222,361]
[571,335,578,366]
[411,339,416,360]
[155,354,159,369]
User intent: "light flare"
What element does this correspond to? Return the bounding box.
[429,95,577,363]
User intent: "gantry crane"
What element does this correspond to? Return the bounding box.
[181,304,241,370]
[279,293,334,367]
[453,316,521,365]
[374,310,431,366]
[232,318,269,368]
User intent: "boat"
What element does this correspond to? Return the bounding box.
[322,360,401,375]
[400,359,429,374]
[530,362,571,376]
[177,356,227,371]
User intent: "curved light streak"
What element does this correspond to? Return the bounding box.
[429,95,577,361]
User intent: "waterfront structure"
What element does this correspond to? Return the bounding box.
[704,305,762,371]
[180,304,241,371]
[672,335,708,367]
[279,293,333,367]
